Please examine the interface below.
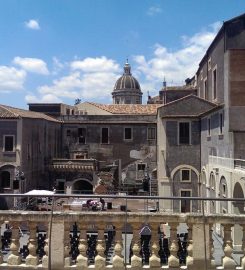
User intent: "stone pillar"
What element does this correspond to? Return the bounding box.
[186,223,194,270]
[222,224,236,269]
[149,223,160,269]
[26,221,38,266]
[95,223,106,270]
[7,221,21,265]
[76,221,88,269]
[64,222,71,267]
[112,223,125,270]
[168,222,179,269]
[240,224,245,269]
[208,223,216,269]
[130,222,142,270]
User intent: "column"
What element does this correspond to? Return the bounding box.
[186,223,194,270]
[95,222,106,270]
[76,221,88,269]
[149,223,161,269]
[168,222,179,269]
[130,222,142,270]
[112,222,125,270]
[222,224,236,269]
[7,221,21,265]
[64,222,71,267]
[26,221,38,266]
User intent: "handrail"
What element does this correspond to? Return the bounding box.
[1,193,245,202]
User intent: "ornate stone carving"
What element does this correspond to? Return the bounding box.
[95,223,106,270]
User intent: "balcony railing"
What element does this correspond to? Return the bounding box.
[50,158,98,171]
[0,194,245,269]
[209,155,235,169]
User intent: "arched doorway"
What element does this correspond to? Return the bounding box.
[72,179,93,194]
[233,182,245,247]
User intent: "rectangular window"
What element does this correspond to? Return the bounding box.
[147,127,156,140]
[179,122,190,144]
[181,169,191,182]
[124,128,132,140]
[204,78,208,99]
[101,128,109,144]
[3,135,14,152]
[207,118,211,136]
[212,68,217,100]
[219,113,223,134]
[180,190,191,213]
[78,128,86,144]
[137,163,146,180]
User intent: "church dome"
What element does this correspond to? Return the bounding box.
[112,60,143,104]
[113,62,141,91]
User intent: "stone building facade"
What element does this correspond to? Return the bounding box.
[0,105,61,207]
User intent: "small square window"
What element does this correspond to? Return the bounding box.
[137,163,146,171]
[181,169,191,182]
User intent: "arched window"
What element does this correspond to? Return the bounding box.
[1,171,10,188]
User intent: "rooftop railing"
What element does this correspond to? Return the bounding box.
[0,194,245,270]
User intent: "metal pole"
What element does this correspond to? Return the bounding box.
[124,196,128,265]
[48,193,55,270]
[202,199,208,270]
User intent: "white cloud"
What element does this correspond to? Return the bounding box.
[133,22,222,95]
[13,57,49,75]
[71,56,120,73]
[0,66,26,92]
[35,56,120,102]
[25,93,62,103]
[52,57,64,75]
[25,19,40,30]
[147,6,162,16]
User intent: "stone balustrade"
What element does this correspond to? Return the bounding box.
[0,210,245,269]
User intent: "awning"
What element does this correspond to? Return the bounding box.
[25,190,55,196]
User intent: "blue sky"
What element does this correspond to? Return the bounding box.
[0,0,244,108]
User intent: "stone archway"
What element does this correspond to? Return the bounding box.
[233,182,245,247]
[233,182,245,214]
[72,179,93,194]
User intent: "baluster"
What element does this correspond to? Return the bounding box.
[42,224,49,268]
[76,221,88,269]
[95,222,106,270]
[222,224,236,269]
[149,223,160,268]
[26,221,38,266]
[168,222,179,268]
[186,223,194,269]
[208,223,216,269]
[112,222,125,270]
[7,221,21,265]
[130,222,142,270]
[64,222,71,267]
